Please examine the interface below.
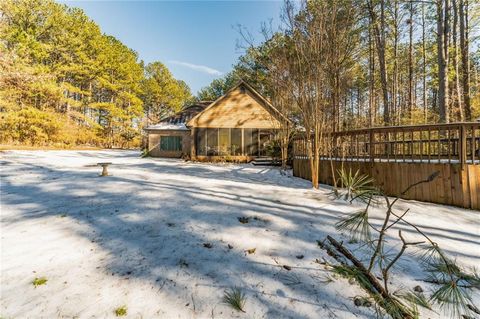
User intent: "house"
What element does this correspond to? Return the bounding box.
[144,101,210,158]
[145,81,286,162]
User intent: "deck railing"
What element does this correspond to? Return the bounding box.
[293,122,480,166]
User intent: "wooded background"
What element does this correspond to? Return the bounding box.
[0,0,193,148]
[1,0,479,149]
[200,0,479,129]
[196,0,480,187]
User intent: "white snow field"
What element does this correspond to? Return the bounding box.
[1,150,478,318]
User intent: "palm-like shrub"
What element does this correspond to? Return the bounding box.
[335,168,379,203]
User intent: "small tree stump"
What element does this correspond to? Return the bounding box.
[97,162,112,176]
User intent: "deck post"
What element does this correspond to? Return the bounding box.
[460,124,467,169]
[369,130,374,166]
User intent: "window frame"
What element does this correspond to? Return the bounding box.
[160,135,182,152]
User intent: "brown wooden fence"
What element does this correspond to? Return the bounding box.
[292,122,480,210]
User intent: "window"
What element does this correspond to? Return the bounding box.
[219,128,230,155]
[251,129,259,156]
[196,129,206,156]
[160,136,182,151]
[244,128,258,156]
[207,128,218,156]
[195,128,273,157]
[231,128,242,155]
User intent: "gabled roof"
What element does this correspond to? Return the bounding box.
[187,80,290,127]
[145,101,212,131]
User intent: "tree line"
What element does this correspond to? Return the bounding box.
[0,0,192,147]
[200,0,479,129]
[197,0,479,186]
[1,0,478,149]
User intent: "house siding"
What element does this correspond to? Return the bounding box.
[146,82,284,161]
[188,86,281,129]
[147,130,191,158]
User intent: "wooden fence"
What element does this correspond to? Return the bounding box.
[292,122,480,210]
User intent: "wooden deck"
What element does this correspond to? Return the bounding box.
[292,122,480,210]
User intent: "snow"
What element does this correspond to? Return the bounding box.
[1,150,478,318]
[146,123,189,130]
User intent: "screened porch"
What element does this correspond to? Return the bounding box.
[195,128,277,157]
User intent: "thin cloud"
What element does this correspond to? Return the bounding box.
[169,60,222,76]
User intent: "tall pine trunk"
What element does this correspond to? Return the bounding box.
[452,0,463,121]
[459,0,471,120]
[392,0,399,124]
[408,1,414,123]
[368,17,376,127]
[367,0,390,125]
[422,3,428,123]
[437,0,450,123]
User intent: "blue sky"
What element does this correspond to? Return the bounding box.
[62,1,283,94]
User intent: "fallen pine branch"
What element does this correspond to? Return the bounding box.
[325,235,415,319]
[316,239,348,265]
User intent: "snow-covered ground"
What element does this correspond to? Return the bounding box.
[1,150,478,318]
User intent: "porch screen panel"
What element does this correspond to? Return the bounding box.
[207,128,218,156]
[251,129,259,156]
[219,128,230,155]
[244,128,258,156]
[231,129,242,155]
[244,129,252,155]
[196,128,206,155]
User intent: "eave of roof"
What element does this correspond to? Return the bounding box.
[144,123,189,131]
[186,80,291,127]
[146,101,212,132]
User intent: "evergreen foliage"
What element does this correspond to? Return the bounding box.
[333,173,480,318]
[198,0,480,128]
[0,0,192,147]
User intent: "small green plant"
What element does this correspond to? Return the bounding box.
[265,139,282,160]
[223,287,246,312]
[114,305,127,317]
[140,148,149,158]
[335,168,378,203]
[32,277,47,287]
